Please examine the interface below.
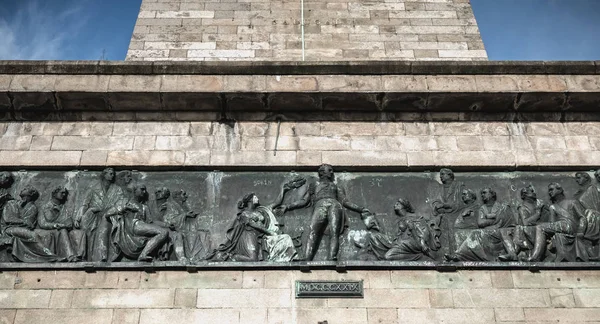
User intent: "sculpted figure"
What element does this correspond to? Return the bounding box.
[76,168,126,261]
[432,168,466,253]
[454,189,479,230]
[385,198,441,261]
[154,187,194,262]
[170,190,213,261]
[0,172,13,209]
[215,179,302,262]
[355,211,390,260]
[572,172,600,261]
[290,164,369,261]
[110,184,169,262]
[511,185,550,257]
[38,187,86,261]
[117,170,135,199]
[527,183,582,262]
[446,188,517,262]
[1,186,60,262]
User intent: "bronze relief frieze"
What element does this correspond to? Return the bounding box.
[1,166,600,270]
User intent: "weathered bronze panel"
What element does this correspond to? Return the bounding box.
[0,167,599,268]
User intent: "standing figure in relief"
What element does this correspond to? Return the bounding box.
[215,178,304,262]
[432,168,466,254]
[38,186,86,261]
[154,187,193,262]
[290,164,369,261]
[110,184,169,261]
[76,168,126,262]
[169,189,213,261]
[1,186,60,262]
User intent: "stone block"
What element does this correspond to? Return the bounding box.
[0,290,51,308]
[0,151,81,166]
[72,289,174,308]
[298,137,350,151]
[490,271,514,288]
[433,150,515,166]
[155,136,211,150]
[0,75,12,91]
[429,289,454,308]
[322,150,407,166]
[107,150,185,165]
[223,75,266,92]
[49,290,73,308]
[564,75,600,92]
[263,271,294,289]
[455,136,483,151]
[112,309,140,324]
[242,272,265,289]
[0,310,15,324]
[512,270,600,289]
[80,151,108,166]
[161,75,223,92]
[368,309,398,324]
[524,308,600,322]
[196,289,291,308]
[390,271,492,289]
[0,136,32,150]
[474,75,519,92]
[318,75,382,92]
[184,151,211,165]
[108,75,161,92]
[397,309,495,324]
[10,75,56,91]
[54,75,110,92]
[42,122,114,136]
[564,136,592,151]
[481,136,511,151]
[382,76,428,92]
[14,309,113,324]
[426,76,477,92]
[266,76,318,92]
[452,289,551,308]
[140,271,243,289]
[0,272,16,289]
[328,288,429,308]
[174,288,197,308]
[494,308,525,322]
[296,308,367,324]
[51,136,134,151]
[140,309,239,324]
[240,308,267,324]
[29,135,53,150]
[267,308,292,324]
[550,288,576,308]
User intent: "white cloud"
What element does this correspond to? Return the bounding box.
[0,1,87,60]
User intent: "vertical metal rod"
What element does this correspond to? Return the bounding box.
[274,118,282,156]
[301,0,305,61]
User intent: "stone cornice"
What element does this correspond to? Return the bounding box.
[0,60,598,75]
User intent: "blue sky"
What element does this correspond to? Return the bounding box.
[0,0,598,61]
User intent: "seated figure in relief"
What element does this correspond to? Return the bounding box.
[357,198,441,261]
[445,187,517,262]
[1,186,61,262]
[214,178,305,262]
[37,186,87,261]
[109,184,169,262]
[527,183,583,262]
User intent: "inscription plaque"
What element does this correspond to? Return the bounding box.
[295,280,364,298]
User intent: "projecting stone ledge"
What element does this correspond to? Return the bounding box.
[0,60,599,75]
[0,60,599,121]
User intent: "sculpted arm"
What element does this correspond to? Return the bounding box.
[477,205,496,228]
[338,186,368,213]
